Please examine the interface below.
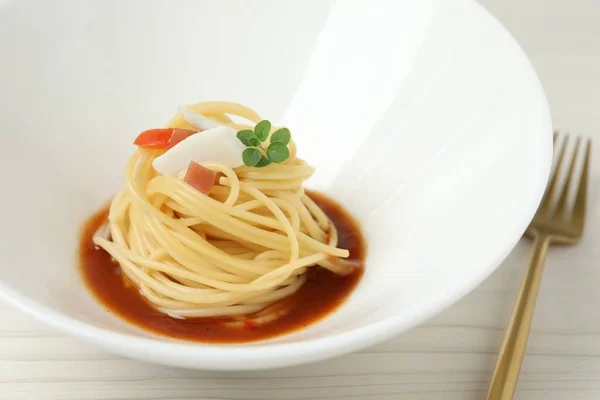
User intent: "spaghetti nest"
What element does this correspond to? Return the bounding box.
[93,101,351,322]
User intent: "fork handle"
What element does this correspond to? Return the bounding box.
[486,233,551,400]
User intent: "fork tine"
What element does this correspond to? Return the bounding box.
[555,137,581,219]
[538,134,569,216]
[571,139,591,229]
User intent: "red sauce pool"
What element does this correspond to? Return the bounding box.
[79,191,365,343]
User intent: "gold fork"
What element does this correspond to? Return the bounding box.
[486,133,591,400]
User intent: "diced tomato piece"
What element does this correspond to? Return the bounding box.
[167,129,196,149]
[184,161,216,195]
[133,129,173,149]
[134,128,197,149]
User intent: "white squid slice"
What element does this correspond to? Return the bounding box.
[178,106,220,130]
[152,125,245,175]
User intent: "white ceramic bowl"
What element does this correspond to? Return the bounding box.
[0,0,552,370]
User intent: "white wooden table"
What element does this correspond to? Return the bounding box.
[2,1,599,399]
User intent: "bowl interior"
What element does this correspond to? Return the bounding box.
[0,0,551,367]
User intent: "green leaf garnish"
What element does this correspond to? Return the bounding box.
[254,120,271,142]
[255,155,272,167]
[270,128,290,145]
[237,120,291,167]
[266,142,290,163]
[242,148,262,167]
[237,130,258,147]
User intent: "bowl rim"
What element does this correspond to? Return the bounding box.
[0,0,553,370]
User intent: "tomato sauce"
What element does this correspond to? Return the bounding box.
[79,191,365,343]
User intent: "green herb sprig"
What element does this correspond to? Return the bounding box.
[236,120,291,167]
